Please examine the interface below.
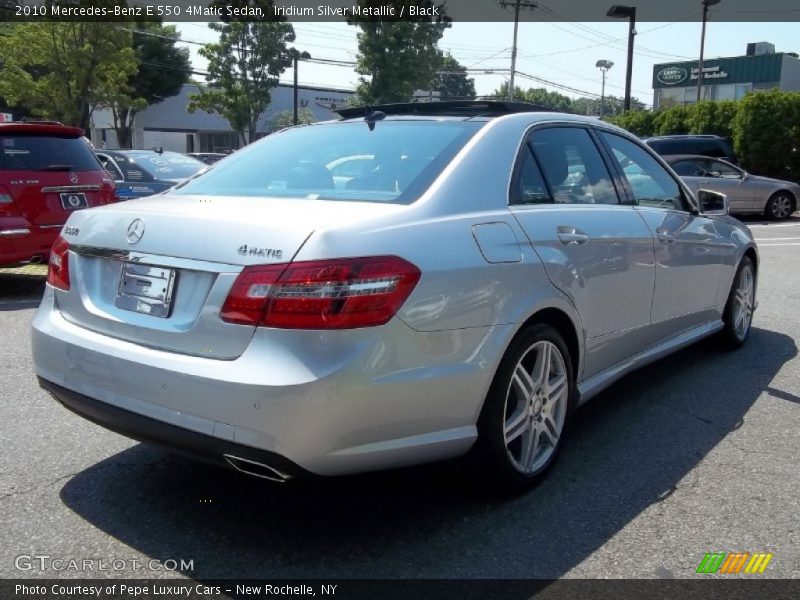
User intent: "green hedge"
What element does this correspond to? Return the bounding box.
[607,90,800,181]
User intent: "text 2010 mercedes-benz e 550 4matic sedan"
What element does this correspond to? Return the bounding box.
[32,102,758,490]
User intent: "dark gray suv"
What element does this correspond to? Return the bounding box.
[644,135,737,164]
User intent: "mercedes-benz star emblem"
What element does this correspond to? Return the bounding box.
[126,219,145,244]
[69,172,78,184]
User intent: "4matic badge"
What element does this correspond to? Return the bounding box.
[237,245,283,259]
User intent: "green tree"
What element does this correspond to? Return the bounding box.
[188,10,294,145]
[687,99,737,139]
[434,53,475,101]
[653,105,692,135]
[491,84,573,110]
[110,20,191,148]
[271,108,315,130]
[732,88,800,180]
[607,110,656,137]
[348,1,450,104]
[0,15,138,129]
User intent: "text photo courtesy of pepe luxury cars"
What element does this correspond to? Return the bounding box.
[1,0,799,594]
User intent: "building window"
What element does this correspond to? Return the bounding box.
[199,132,240,153]
[716,84,735,101]
[734,83,752,100]
[658,87,686,108]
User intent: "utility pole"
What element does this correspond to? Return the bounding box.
[500,0,538,101]
[606,5,637,112]
[293,53,299,125]
[289,48,311,126]
[696,0,721,103]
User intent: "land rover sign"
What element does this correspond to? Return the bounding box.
[657,67,688,85]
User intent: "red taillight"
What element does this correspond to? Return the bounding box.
[221,256,421,329]
[47,235,71,291]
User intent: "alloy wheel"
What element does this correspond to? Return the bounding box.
[733,264,755,341]
[770,194,793,220]
[503,340,569,474]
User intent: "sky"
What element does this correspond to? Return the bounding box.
[173,21,800,107]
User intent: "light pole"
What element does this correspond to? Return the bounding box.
[696,0,722,103]
[596,59,614,117]
[289,48,311,125]
[606,5,636,112]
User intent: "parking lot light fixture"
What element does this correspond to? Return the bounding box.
[596,59,614,117]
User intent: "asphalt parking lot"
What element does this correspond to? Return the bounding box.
[0,216,798,581]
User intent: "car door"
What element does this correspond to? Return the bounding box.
[598,132,733,338]
[508,125,657,379]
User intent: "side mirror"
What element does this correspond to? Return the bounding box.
[697,189,729,216]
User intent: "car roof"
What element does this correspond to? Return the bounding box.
[645,134,726,141]
[335,100,561,120]
[662,154,735,163]
[0,122,84,138]
[99,149,182,157]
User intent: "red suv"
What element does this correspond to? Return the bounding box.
[1,122,117,267]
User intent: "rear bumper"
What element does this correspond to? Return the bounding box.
[0,219,59,266]
[38,377,306,481]
[32,286,503,476]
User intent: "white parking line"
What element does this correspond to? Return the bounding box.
[753,237,800,241]
[748,223,800,228]
[756,242,800,246]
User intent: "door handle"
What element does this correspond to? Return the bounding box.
[557,226,589,246]
[656,228,675,243]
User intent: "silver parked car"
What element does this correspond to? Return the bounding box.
[665,154,799,220]
[32,102,758,490]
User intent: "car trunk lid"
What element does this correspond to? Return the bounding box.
[54,195,403,359]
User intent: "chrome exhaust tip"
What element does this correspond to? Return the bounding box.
[24,255,44,264]
[223,454,292,483]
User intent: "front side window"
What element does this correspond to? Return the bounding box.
[173,121,484,205]
[671,159,708,177]
[601,132,685,211]
[524,127,618,205]
[706,159,742,178]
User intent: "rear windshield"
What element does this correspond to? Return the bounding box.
[0,135,101,172]
[172,120,485,204]
[124,153,206,181]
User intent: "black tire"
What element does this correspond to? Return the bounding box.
[764,192,795,221]
[474,323,576,492]
[718,256,756,350]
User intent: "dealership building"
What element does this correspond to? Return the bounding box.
[90,82,354,153]
[652,42,800,109]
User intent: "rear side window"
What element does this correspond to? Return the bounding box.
[173,120,484,204]
[0,135,101,172]
[523,127,618,205]
[511,147,550,205]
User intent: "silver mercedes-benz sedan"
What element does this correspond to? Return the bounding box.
[31,102,758,490]
[664,154,799,220]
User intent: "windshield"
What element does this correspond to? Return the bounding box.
[125,153,206,182]
[0,135,101,172]
[172,120,485,204]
